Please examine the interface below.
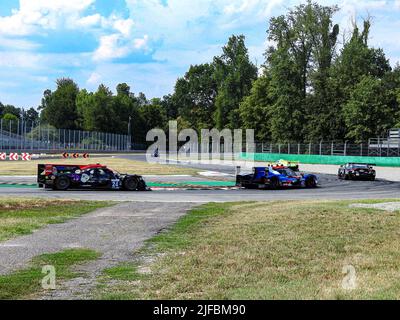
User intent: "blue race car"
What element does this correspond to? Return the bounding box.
[236,166,318,189]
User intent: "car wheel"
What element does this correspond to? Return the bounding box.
[137,180,147,191]
[53,176,70,191]
[270,177,280,190]
[344,174,349,180]
[305,176,317,188]
[123,176,139,191]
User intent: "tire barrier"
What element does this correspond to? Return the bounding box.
[0,153,31,161]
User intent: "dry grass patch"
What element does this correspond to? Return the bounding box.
[0,198,111,242]
[0,157,197,176]
[96,200,400,300]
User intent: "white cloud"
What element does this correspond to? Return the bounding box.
[134,34,149,49]
[0,0,96,36]
[76,14,103,28]
[87,72,101,85]
[93,33,148,61]
[0,36,39,50]
[93,34,127,61]
[113,18,135,37]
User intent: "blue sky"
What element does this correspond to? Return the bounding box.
[0,0,399,108]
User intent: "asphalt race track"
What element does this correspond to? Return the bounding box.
[0,173,399,202]
[0,154,398,202]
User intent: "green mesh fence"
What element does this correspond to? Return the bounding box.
[240,153,400,167]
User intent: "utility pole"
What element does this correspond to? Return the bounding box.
[127,116,132,151]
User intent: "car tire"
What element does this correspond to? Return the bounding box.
[270,177,280,190]
[305,176,317,188]
[137,179,147,191]
[53,176,70,191]
[123,176,139,191]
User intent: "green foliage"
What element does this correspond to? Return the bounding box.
[214,35,258,129]
[343,76,394,142]
[1,113,18,121]
[1,105,21,119]
[41,78,80,129]
[139,99,167,133]
[239,75,273,141]
[174,63,217,129]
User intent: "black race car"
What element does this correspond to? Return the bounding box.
[338,163,376,181]
[38,164,149,191]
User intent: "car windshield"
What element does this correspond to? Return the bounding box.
[276,168,296,176]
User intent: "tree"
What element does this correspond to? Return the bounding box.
[239,75,273,141]
[23,107,39,124]
[113,83,141,135]
[2,105,21,118]
[161,94,179,120]
[343,76,394,142]
[139,98,167,135]
[2,113,18,121]
[116,83,131,97]
[76,85,117,132]
[334,20,391,96]
[214,35,258,129]
[266,1,340,142]
[173,63,218,129]
[1,113,19,133]
[41,78,80,129]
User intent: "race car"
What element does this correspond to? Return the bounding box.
[264,160,300,171]
[338,163,376,181]
[236,166,318,189]
[276,159,300,171]
[37,164,149,191]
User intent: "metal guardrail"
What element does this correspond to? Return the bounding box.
[256,141,400,157]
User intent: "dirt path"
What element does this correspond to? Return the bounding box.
[0,202,196,299]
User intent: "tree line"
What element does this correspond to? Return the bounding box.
[2,1,400,143]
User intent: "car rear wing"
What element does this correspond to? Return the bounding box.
[37,164,47,184]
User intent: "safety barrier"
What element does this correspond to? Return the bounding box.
[0,152,32,161]
[62,152,90,159]
[240,153,400,167]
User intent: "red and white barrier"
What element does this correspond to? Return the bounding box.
[9,153,19,161]
[21,153,32,161]
[0,153,32,161]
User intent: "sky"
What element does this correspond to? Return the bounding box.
[0,0,399,108]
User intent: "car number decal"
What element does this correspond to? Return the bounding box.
[81,174,90,183]
[111,179,120,189]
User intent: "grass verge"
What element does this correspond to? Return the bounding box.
[95,199,400,300]
[0,157,197,176]
[0,198,111,242]
[0,249,100,299]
